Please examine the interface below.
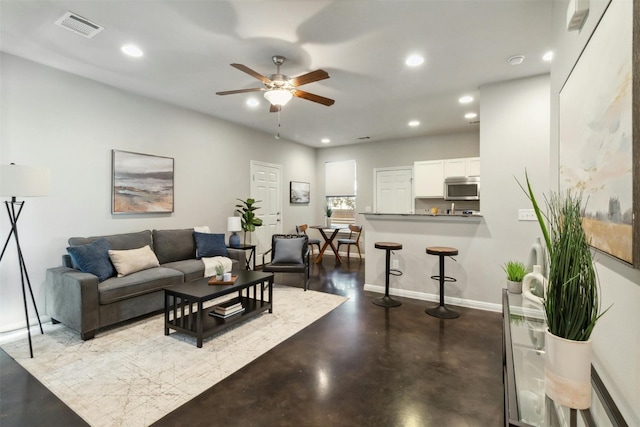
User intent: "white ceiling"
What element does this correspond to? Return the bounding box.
[0,1,553,148]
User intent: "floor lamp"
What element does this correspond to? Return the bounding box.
[0,163,50,358]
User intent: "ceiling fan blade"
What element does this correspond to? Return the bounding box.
[216,88,264,96]
[230,63,272,84]
[293,90,335,106]
[290,69,330,87]
[269,104,281,113]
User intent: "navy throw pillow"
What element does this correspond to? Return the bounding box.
[66,237,114,282]
[193,232,228,259]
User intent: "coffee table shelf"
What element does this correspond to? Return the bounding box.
[164,270,274,348]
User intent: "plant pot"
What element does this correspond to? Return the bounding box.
[507,280,522,294]
[544,329,592,409]
[215,274,223,281]
[325,217,332,227]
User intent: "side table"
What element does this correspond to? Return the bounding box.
[228,244,256,270]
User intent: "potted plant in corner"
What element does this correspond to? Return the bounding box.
[502,260,528,294]
[235,198,263,244]
[521,172,609,409]
[325,204,333,227]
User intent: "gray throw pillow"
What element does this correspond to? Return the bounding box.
[272,237,304,264]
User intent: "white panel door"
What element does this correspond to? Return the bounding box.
[250,161,282,262]
[375,167,413,213]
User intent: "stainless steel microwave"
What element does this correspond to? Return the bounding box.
[444,176,480,201]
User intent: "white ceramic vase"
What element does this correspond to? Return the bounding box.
[325,217,332,227]
[522,264,547,305]
[544,329,592,409]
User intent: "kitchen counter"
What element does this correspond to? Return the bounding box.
[361,212,483,219]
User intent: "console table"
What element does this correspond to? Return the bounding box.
[502,289,627,427]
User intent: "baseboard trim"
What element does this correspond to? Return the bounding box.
[363,284,501,313]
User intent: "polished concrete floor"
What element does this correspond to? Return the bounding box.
[1,256,503,427]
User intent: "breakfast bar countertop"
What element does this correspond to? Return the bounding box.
[361,212,483,219]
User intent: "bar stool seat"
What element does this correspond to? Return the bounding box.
[425,246,459,319]
[373,242,402,307]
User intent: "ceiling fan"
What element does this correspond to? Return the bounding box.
[216,55,335,112]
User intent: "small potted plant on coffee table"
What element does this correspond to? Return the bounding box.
[502,260,528,294]
[215,264,224,281]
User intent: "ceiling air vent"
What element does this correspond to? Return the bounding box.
[55,12,104,38]
[355,136,371,141]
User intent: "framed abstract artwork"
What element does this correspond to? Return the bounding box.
[559,0,639,268]
[290,181,310,204]
[112,150,174,214]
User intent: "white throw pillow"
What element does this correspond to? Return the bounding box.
[108,245,160,277]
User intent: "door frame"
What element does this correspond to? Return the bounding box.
[250,160,283,260]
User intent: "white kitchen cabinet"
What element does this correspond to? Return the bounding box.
[414,160,444,198]
[444,157,480,178]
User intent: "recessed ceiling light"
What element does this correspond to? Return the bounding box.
[508,55,525,65]
[408,120,420,127]
[321,138,330,144]
[405,54,424,67]
[458,95,474,104]
[543,51,554,62]
[246,98,259,107]
[121,44,143,57]
[464,112,478,119]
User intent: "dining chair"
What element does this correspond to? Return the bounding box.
[336,225,363,260]
[296,224,322,255]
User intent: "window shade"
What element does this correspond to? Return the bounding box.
[325,160,356,196]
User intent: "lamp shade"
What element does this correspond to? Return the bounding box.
[228,216,242,232]
[0,164,50,197]
[264,89,293,106]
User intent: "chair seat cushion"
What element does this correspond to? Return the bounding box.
[308,238,321,245]
[337,239,356,244]
[263,263,307,273]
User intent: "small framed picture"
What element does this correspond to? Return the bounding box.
[290,181,310,204]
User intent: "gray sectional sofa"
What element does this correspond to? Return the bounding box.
[45,228,246,340]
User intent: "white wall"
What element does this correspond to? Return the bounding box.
[550,0,640,422]
[0,53,316,330]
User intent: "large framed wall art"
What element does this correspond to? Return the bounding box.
[559,0,639,269]
[112,150,174,214]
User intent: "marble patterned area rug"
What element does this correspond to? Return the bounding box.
[2,286,347,427]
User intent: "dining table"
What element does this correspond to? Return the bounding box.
[309,224,348,264]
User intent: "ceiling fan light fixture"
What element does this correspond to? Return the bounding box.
[264,89,293,106]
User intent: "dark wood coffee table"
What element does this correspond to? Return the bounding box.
[164,270,274,347]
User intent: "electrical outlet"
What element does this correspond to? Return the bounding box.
[392,260,399,269]
[518,209,537,221]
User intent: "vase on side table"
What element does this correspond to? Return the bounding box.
[325,216,332,227]
[545,329,592,409]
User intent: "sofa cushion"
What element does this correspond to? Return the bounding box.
[273,237,305,264]
[108,245,160,277]
[66,237,115,282]
[152,229,196,264]
[161,259,205,282]
[98,267,184,304]
[69,230,153,251]
[193,232,228,258]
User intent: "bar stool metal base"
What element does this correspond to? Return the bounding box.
[373,295,402,307]
[425,304,459,319]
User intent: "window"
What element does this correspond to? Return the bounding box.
[326,196,356,225]
[325,160,356,225]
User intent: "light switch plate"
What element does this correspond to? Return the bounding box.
[518,209,537,221]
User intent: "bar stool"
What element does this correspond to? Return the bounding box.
[373,242,403,307]
[425,246,459,319]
